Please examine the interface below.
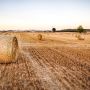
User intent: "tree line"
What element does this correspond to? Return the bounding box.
[52,25,87,33]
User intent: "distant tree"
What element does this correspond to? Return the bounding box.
[52,28,56,32]
[77,25,86,33]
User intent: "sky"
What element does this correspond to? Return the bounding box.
[0,0,90,30]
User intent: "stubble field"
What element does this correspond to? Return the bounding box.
[0,32,90,90]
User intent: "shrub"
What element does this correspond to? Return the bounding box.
[52,28,56,32]
[77,25,85,33]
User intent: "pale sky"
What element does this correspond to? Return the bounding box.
[0,0,90,30]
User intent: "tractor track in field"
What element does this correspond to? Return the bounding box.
[21,50,61,90]
[24,47,77,90]
[35,47,90,90]
[23,46,90,90]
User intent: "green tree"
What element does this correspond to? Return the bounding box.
[52,28,56,32]
[77,25,85,33]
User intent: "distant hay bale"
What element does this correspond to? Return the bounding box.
[37,34,42,40]
[0,35,19,63]
[75,34,84,40]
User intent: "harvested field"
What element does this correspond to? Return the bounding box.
[0,32,90,90]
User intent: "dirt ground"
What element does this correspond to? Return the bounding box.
[0,32,90,90]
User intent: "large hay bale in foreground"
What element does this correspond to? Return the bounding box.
[0,35,18,63]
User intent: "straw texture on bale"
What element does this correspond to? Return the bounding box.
[0,35,18,63]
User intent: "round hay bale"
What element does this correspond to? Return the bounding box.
[37,34,42,40]
[0,35,19,63]
[75,34,85,40]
